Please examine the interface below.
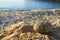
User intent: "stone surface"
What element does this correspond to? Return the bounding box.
[0,9,60,40]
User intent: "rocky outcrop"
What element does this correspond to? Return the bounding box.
[0,9,60,27]
[0,9,60,40]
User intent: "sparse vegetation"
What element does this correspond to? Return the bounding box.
[0,9,60,40]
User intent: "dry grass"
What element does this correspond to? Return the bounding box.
[0,21,50,40]
[0,9,60,40]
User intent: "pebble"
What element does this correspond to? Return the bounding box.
[0,9,60,28]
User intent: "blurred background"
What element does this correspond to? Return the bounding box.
[0,0,60,10]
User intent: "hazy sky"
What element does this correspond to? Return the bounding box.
[0,0,25,2]
[0,0,25,8]
[0,0,60,9]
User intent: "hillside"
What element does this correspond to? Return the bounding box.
[0,9,60,40]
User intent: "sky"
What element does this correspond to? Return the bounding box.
[0,0,60,10]
[0,0,25,8]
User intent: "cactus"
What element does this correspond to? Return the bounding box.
[33,21,54,34]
